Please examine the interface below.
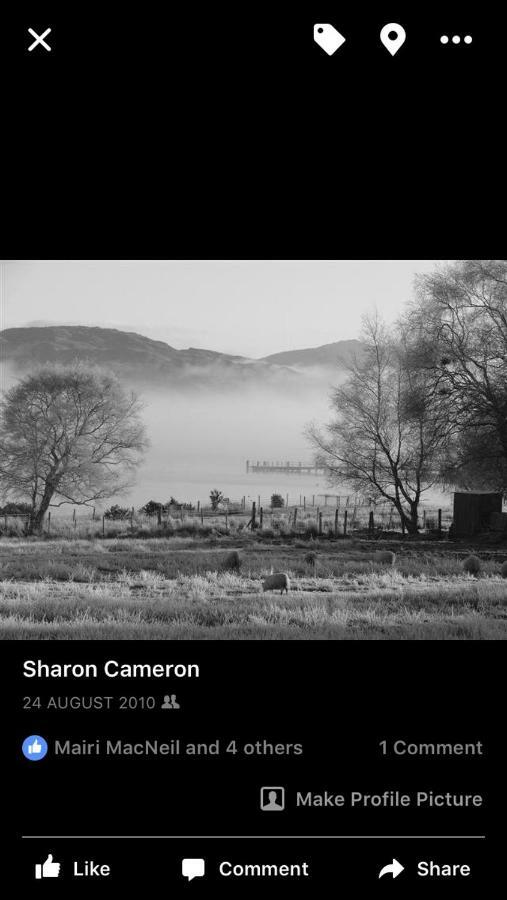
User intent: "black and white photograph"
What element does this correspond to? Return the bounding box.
[1,259,506,640]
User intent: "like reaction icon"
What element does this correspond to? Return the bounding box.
[22,735,48,761]
[35,854,61,879]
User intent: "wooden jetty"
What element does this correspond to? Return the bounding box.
[246,459,326,475]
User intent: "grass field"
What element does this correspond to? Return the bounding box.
[1,534,506,639]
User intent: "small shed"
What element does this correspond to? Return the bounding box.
[453,492,502,537]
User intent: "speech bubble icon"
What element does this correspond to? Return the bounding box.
[182,858,205,881]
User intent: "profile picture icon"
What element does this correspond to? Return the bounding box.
[22,735,48,761]
[260,786,285,811]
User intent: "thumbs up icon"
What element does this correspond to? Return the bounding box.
[35,854,61,879]
[22,734,48,761]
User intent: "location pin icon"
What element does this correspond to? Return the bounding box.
[380,23,406,56]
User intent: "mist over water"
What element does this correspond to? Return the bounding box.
[131,385,334,508]
[0,362,449,513]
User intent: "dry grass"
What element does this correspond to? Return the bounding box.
[0,534,506,639]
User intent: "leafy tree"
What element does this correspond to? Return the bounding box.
[0,365,147,533]
[270,493,284,508]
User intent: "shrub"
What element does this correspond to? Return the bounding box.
[209,490,224,511]
[463,555,481,576]
[104,505,131,520]
[223,550,241,571]
[270,494,284,508]
[0,502,32,515]
[140,500,163,517]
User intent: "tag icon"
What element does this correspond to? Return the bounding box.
[314,24,346,56]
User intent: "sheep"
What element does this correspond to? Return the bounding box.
[463,555,481,576]
[223,550,241,571]
[262,573,290,595]
[501,561,507,579]
[373,550,396,566]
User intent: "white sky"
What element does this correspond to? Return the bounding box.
[1,260,446,357]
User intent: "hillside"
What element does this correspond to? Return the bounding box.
[0,326,296,389]
[262,339,363,369]
[0,326,360,389]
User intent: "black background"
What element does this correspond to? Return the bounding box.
[1,2,505,894]
[2,4,504,257]
[3,642,501,893]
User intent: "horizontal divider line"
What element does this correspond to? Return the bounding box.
[22,835,487,840]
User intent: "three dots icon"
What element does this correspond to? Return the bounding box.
[441,35,473,45]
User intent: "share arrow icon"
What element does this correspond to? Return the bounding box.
[378,858,405,879]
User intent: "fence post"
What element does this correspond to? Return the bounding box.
[318,512,322,536]
[343,509,348,536]
[225,510,229,532]
[368,510,374,536]
[201,508,204,524]
[251,501,257,530]
[92,507,96,520]
[102,515,105,537]
[303,496,306,510]
[422,509,426,530]
[157,505,162,526]
[73,508,76,529]
[312,494,315,507]
[197,500,200,513]
[47,511,51,535]
[401,516,406,535]
[260,507,263,529]
[131,507,134,531]
[438,508,442,536]
[286,493,289,508]
[334,508,339,537]
[293,507,298,531]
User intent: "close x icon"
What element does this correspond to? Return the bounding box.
[27,27,52,52]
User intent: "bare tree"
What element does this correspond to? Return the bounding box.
[408,260,507,490]
[0,365,147,533]
[308,316,448,533]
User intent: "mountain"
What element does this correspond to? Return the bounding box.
[0,326,360,390]
[0,326,298,390]
[262,339,363,369]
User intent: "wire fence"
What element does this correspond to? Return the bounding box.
[0,495,454,537]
